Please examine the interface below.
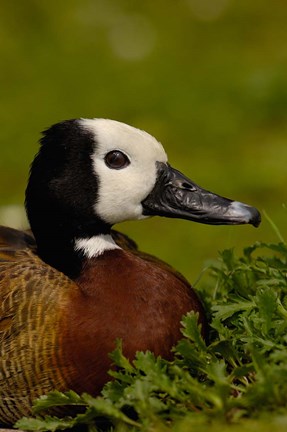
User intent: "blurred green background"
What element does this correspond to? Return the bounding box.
[0,0,286,283]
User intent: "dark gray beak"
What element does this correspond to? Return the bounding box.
[142,162,261,227]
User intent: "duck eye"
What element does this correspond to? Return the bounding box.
[105,151,130,170]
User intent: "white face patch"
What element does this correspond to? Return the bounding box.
[79,118,168,225]
[74,234,120,258]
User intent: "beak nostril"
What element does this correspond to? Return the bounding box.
[181,182,196,191]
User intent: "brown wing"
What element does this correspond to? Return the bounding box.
[0,226,79,425]
[0,225,36,251]
[111,229,138,251]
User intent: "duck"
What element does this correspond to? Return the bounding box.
[0,118,261,425]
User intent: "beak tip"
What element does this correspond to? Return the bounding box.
[251,209,261,228]
[230,201,261,228]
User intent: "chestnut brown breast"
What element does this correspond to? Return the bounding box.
[60,249,205,394]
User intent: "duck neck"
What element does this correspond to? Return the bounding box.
[31,217,119,279]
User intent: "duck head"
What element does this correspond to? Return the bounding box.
[80,118,260,227]
[25,119,260,275]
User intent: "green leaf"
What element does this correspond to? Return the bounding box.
[81,394,140,427]
[220,248,236,270]
[180,311,206,351]
[212,299,255,321]
[16,416,76,432]
[255,287,278,334]
[109,338,135,373]
[32,390,84,414]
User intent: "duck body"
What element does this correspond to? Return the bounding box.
[0,119,260,425]
[0,227,204,424]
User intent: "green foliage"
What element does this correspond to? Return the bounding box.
[16,242,287,431]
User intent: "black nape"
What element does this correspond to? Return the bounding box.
[25,119,111,279]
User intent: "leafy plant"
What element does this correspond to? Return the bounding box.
[16,242,287,432]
